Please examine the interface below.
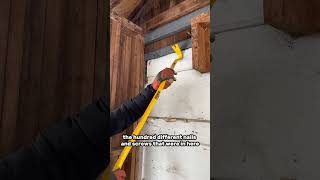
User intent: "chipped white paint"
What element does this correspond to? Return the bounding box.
[147,70,210,121]
[141,49,210,180]
[141,143,210,180]
[146,49,210,121]
[143,118,210,146]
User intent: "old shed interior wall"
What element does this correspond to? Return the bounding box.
[142,49,210,180]
[212,0,320,179]
[0,0,106,157]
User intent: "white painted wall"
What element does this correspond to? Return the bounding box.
[213,23,320,180]
[141,49,210,180]
[212,0,320,179]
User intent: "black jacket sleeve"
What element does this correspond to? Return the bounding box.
[109,84,156,136]
[0,85,155,180]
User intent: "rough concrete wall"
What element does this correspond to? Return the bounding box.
[141,49,210,180]
[212,0,320,179]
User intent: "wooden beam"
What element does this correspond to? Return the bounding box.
[112,0,142,18]
[144,5,209,44]
[129,0,154,23]
[145,28,191,54]
[110,14,144,180]
[264,0,320,36]
[143,0,209,31]
[191,13,210,73]
[170,0,178,7]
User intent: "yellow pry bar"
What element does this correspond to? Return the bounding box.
[112,44,183,172]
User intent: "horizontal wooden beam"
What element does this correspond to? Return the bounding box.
[264,0,320,36]
[112,0,142,18]
[144,5,210,44]
[145,28,191,54]
[142,0,210,31]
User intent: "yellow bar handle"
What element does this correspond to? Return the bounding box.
[112,81,166,171]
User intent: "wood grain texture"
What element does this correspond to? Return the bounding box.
[39,0,66,130]
[0,0,106,157]
[0,0,28,155]
[191,13,210,73]
[145,28,191,54]
[15,0,47,146]
[130,0,185,25]
[110,14,144,180]
[264,0,320,36]
[0,0,11,145]
[142,0,209,31]
[94,0,108,99]
[112,0,142,18]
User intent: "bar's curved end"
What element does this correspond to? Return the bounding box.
[172,44,183,60]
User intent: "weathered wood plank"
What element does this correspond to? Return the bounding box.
[130,0,185,25]
[0,0,11,143]
[0,0,28,155]
[79,0,97,106]
[144,5,209,44]
[0,0,104,158]
[94,0,107,99]
[110,17,122,109]
[39,0,66,130]
[109,14,144,180]
[143,0,209,31]
[191,13,210,73]
[264,0,320,36]
[112,0,142,18]
[16,0,47,146]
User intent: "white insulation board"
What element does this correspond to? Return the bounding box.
[212,24,320,180]
[141,48,210,180]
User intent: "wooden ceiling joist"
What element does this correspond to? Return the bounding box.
[142,0,210,32]
[111,0,142,18]
[144,5,210,44]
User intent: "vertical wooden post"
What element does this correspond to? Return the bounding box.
[0,0,28,155]
[191,13,211,73]
[110,14,144,180]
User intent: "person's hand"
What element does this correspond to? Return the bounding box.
[152,68,177,90]
[112,169,126,180]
